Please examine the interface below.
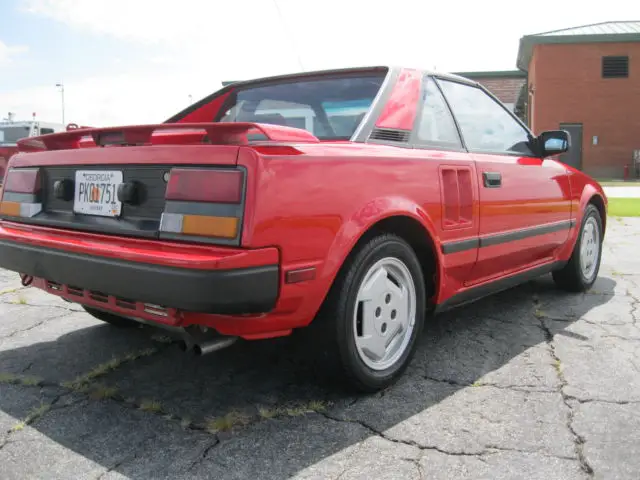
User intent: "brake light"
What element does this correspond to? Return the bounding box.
[4,168,41,194]
[160,168,245,243]
[165,168,243,204]
[0,168,43,219]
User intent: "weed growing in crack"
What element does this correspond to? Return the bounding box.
[258,407,279,419]
[61,347,158,391]
[0,286,23,296]
[139,400,163,413]
[11,295,28,305]
[180,417,192,429]
[87,383,119,400]
[258,400,332,421]
[554,359,562,373]
[0,372,19,384]
[0,372,43,387]
[205,411,251,433]
[534,309,546,319]
[11,403,52,432]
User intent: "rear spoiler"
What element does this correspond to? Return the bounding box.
[17,122,320,152]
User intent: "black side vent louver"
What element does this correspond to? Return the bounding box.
[369,128,411,143]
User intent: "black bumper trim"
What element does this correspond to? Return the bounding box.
[0,240,279,314]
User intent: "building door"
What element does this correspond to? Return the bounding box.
[559,123,583,170]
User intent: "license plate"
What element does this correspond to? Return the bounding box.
[73,170,123,217]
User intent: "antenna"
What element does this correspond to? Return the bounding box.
[271,0,305,72]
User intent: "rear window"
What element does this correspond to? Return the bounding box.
[217,74,386,140]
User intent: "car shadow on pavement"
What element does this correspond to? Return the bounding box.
[0,274,617,478]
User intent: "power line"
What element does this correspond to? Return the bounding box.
[271,0,305,72]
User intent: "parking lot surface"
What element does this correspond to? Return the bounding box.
[1,218,639,480]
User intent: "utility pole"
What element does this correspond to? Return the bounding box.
[55,83,65,125]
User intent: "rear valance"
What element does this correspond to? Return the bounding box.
[17,122,320,152]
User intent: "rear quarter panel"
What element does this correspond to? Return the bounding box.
[238,143,478,326]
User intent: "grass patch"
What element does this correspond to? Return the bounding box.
[139,399,163,413]
[608,198,640,217]
[598,180,640,187]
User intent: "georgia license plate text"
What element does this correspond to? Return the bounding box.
[73,170,123,217]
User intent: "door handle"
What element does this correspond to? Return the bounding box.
[483,172,502,188]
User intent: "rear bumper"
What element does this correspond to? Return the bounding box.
[0,223,279,314]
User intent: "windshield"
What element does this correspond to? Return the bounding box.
[0,126,31,145]
[217,74,386,140]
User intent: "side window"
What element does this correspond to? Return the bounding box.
[437,79,534,156]
[415,77,462,149]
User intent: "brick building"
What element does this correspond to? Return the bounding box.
[453,70,526,114]
[516,21,640,178]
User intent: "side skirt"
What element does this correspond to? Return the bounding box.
[434,260,567,314]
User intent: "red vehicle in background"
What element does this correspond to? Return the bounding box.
[0,66,607,391]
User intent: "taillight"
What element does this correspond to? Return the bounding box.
[0,168,43,218]
[4,168,41,194]
[160,168,245,243]
[165,169,243,204]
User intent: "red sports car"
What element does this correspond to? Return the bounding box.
[0,66,607,392]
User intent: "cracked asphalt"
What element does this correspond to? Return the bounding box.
[1,218,639,479]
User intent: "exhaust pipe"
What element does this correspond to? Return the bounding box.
[192,336,238,356]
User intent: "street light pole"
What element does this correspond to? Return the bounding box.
[55,83,65,125]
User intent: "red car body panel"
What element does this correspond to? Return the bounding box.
[0,66,608,339]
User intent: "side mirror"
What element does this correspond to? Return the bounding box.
[538,130,570,157]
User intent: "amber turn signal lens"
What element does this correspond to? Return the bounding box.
[182,215,238,238]
[0,201,21,217]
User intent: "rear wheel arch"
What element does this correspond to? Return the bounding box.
[331,214,441,308]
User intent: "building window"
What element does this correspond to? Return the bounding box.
[602,56,629,78]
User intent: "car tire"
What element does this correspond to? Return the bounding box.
[552,204,603,292]
[82,306,139,328]
[306,234,426,393]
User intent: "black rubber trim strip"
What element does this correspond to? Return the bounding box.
[0,240,279,315]
[441,238,480,254]
[434,260,567,314]
[480,219,576,248]
[441,219,576,254]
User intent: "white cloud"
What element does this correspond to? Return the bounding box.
[0,40,28,65]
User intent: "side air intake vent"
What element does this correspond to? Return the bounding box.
[369,128,410,143]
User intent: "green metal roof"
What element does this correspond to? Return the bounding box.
[453,70,526,79]
[517,21,640,71]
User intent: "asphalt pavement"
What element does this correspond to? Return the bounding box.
[1,218,639,479]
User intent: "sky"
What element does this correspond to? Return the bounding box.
[1,0,639,127]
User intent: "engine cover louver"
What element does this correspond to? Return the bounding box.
[368,128,411,143]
